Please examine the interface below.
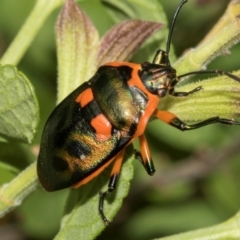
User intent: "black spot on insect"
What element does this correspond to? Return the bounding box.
[116,66,133,82]
[53,102,84,148]
[65,140,91,159]
[81,100,102,123]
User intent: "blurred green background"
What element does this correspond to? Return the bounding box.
[1,0,240,239]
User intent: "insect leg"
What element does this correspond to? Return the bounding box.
[169,70,240,97]
[154,109,240,131]
[135,134,155,175]
[99,149,125,224]
[169,85,202,97]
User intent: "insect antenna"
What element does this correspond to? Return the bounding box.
[152,0,187,65]
[165,0,187,54]
[168,1,240,88]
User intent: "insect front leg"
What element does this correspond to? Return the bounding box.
[169,70,240,97]
[169,82,202,97]
[99,149,125,224]
[154,109,240,131]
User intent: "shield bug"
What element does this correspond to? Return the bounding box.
[37,0,240,223]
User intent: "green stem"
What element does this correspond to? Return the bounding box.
[0,162,38,217]
[174,20,240,76]
[161,211,240,240]
[0,0,64,65]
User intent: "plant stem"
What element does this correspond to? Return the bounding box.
[0,162,38,217]
[0,0,64,65]
[174,19,240,76]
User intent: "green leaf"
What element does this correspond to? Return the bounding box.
[102,0,165,23]
[56,0,99,103]
[102,0,171,63]
[160,211,240,240]
[54,148,134,240]
[98,20,163,66]
[160,74,240,122]
[0,65,39,143]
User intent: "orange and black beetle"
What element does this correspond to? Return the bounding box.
[37,0,240,223]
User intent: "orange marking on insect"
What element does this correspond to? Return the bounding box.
[154,109,177,124]
[104,62,160,138]
[125,63,159,137]
[90,114,112,141]
[75,88,94,107]
[130,66,159,136]
[110,150,124,176]
[72,156,116,188]
[104,62,149,95]
[138,134,151,164]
